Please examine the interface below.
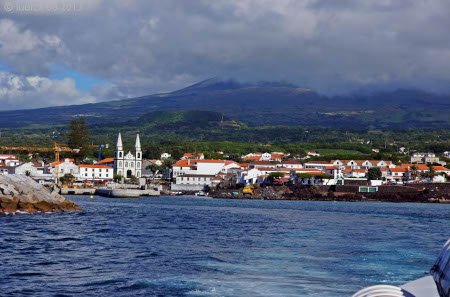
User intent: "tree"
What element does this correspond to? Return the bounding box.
[368,167,382,180]
[129,175,139,184]
[296,173,313,179]
[428,165,436,178]
[67,117,91,156]
[113,174,123,182]
[268,172,285,179]
[409,165,419,180]
[59,173,75,184]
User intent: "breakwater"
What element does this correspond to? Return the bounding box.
[0,175,80,214]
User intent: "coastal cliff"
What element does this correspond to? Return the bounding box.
[0,175,80,214]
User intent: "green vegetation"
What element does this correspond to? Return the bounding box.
[368,167,382,180]
[67,117,91,158]
[0,110,449,163]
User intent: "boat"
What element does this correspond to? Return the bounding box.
[352,238,450,297]
[195,191,207,196]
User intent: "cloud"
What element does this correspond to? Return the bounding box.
[0,71,95,109]
[1,0,450,110]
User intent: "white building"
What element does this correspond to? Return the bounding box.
[79,164,113,180]
[160,153,172,160]
[114,133,142,178]
[172,159,197,178]
[0,154,20,167]
[14,162,43,176]
[175,174,215,186]
[52,158,79,179]
[181,152,205,160]
[278,160,303,169]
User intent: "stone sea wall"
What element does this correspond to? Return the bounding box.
[0,175,80,214]
[212,184,450,203]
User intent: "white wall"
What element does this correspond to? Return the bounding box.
[79,167,113,180]
[196,162,225,175]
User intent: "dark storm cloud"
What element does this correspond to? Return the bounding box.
[0,0,450,109]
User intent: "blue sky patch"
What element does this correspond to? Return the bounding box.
[49,64,108,91]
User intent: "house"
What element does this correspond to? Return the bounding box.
[0,154,20,167]
[239,168,263,185]
[400,163,430,174]
[175,174,215,186]
[172,159,197,177]
[410,153,444,165]
[51,159,79,179]
[305,160,394,170]
[304,161,332,170]
[307,151,321,157]
[387,168,408,182]
[434,166,450,176]
[196,160,228,175]
[242,152,288,162]
[249,161,278,169]
[278,160,303,169]
[172,159,236,178]
[181,152,204,160]
[343,168,367,178]
[78,164,113,181]
[160,153,172,160]
[220,160,241,174]
[14,162,43,176]
[238,167,323,185]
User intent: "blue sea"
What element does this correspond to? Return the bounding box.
[1,196,449,297]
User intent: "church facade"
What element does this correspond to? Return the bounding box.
[114,133,142,178]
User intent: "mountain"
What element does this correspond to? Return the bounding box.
[1,79,449,129]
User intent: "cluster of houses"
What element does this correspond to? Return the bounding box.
[169,151,450,190]
[0,133,141,184]
[2,138,450,191]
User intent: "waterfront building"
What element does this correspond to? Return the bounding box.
[114,133,142,178]
[79,164,113,181]
[51,158,79,179]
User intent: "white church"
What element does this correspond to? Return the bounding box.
[114,133,142,178]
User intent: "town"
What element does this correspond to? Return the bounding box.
[1,132,449,200]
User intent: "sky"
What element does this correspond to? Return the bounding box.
[0,0,450,110]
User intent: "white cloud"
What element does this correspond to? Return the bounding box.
[0,0,450,109]
[0,71,95,110]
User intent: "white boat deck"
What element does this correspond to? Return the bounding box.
[401,276,440,297]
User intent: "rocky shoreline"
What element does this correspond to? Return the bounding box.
[0,175,80,215]
[211,184,450,203]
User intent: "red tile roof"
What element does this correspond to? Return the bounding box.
[390,168,408,173]
[196,159,226,164]
[97,157,114,164]
[434,166,450,171]
[174,160,198,167]
[400,164,429,170]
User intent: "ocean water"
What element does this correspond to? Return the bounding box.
[1,196,449,297]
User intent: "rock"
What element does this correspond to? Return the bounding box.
[0,175,80,215]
